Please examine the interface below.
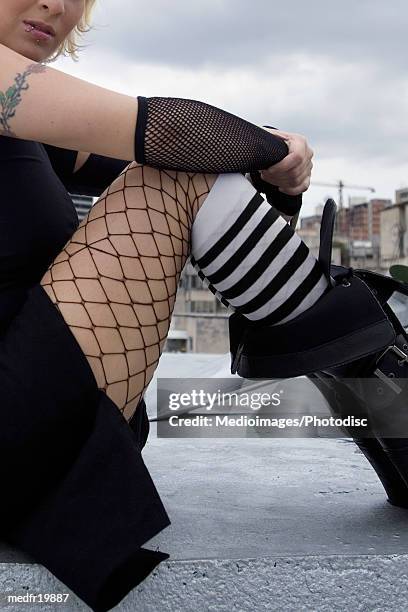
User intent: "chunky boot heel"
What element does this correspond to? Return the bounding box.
[357,439,408,508]
[355,439,408,508]
[375,438,408,503]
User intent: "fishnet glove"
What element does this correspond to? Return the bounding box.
[135,98,302,215]
[135,97,290,172]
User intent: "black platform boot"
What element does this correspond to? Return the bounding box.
[229,199,408,508]
[307,372,408,508]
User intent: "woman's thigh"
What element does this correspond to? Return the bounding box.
[40,162,217,421]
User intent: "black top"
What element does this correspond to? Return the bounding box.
[0,136,130,330]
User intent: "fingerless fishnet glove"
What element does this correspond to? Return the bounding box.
[134,97,302,215]
[135,96,289,173]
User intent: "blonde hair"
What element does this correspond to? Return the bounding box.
[48,0,97,62]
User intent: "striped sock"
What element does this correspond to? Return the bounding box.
[190,173,329,326]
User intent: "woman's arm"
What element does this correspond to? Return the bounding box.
[0,42,308,213]
[0,43,137,160]
[0,43,289,170]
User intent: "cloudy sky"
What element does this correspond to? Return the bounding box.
[55,0,408,217]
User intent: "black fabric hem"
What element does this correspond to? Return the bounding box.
[128,396,150,451]
[94,547,170,612]
[0,283,171,611]
[135,97,148,164]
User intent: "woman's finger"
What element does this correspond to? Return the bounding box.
[278,177,311,196]
[261,158,313,186]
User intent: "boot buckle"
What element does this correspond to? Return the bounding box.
[374,345,408,394]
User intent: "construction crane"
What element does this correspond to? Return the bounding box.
[312,180,375,208]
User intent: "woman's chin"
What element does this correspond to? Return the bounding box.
[11,41,52,63]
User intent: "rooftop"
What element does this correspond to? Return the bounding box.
[2,352,408,610]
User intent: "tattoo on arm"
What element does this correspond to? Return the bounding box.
[0,63,46,137]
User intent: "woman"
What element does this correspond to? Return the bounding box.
[0,2,404,611]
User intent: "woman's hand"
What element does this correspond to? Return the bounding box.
[259,128,314,196]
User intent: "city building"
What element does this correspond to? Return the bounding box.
[348,199,389,242]
[299,206,342,264]
[299,197,393,270]
[165,261,231,353]
[396,188,408,205]
[379,188,408,273]
[345,199,391,270]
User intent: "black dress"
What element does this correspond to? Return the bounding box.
[0,137,171,612]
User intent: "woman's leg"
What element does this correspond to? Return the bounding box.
[40,163,217,421]
[40,163,328,422]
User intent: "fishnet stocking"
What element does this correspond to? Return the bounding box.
[40,163,217,422]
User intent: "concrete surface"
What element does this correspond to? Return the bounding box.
[1,354,408,611]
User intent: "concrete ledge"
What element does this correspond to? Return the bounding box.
[1,555,408,611]
[2,431,408,610]
[124,555,408,611]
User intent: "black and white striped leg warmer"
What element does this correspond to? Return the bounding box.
[190,174,329,326]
